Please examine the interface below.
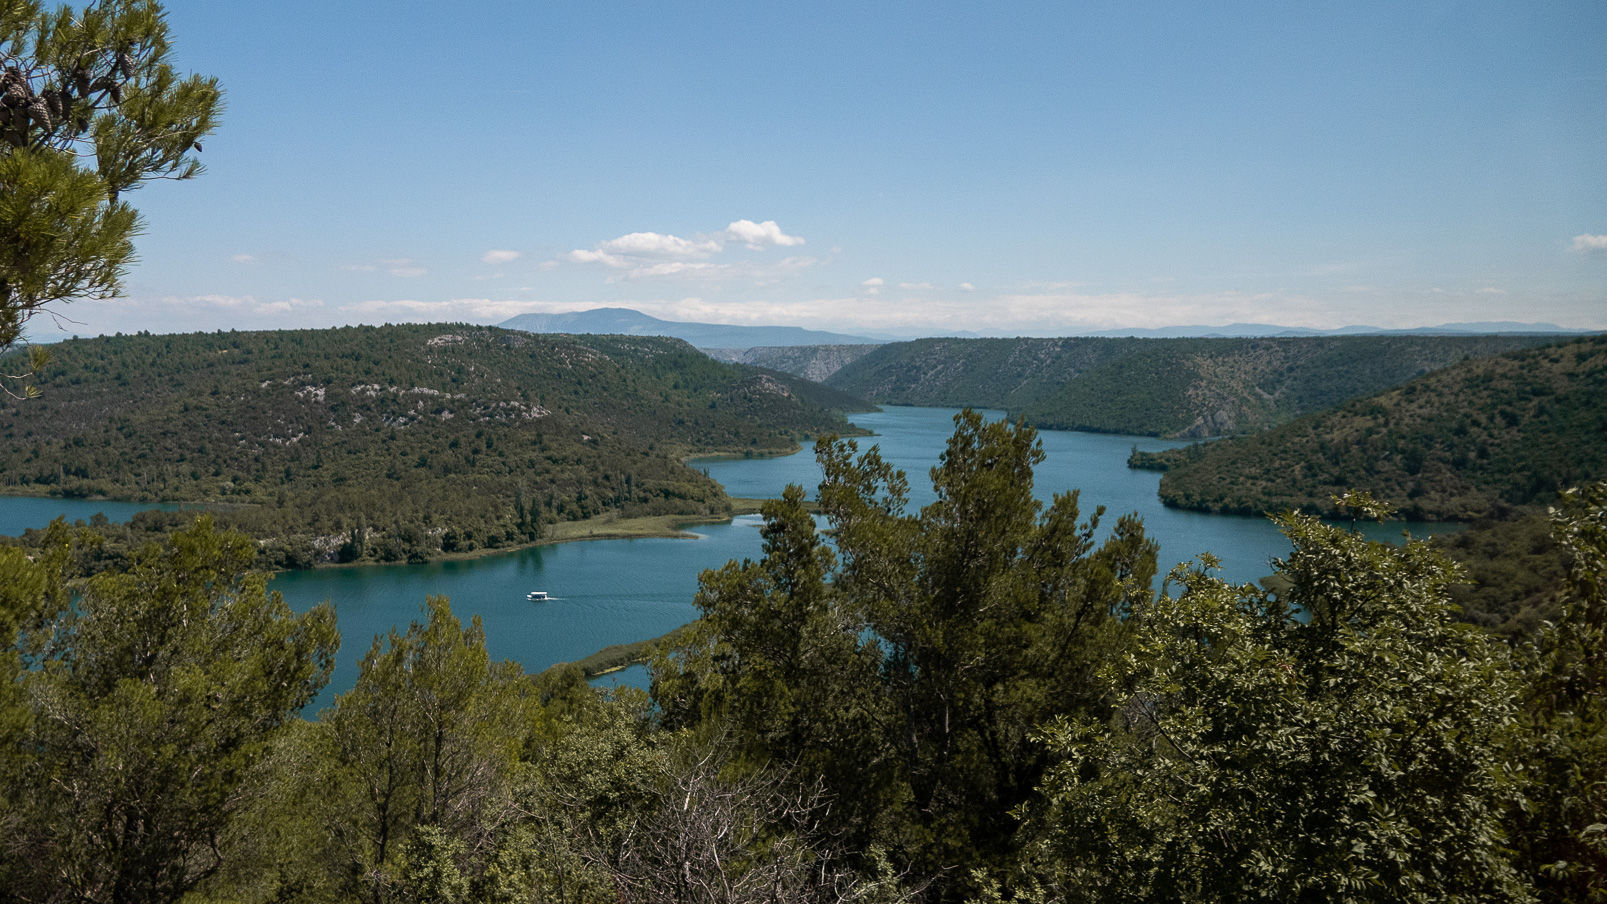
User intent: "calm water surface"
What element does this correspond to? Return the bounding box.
[0,496,186,538]
[2,406,1459,699]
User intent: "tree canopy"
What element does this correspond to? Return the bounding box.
[1,0,220,390]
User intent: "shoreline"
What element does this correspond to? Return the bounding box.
[1,490,778,572]
[279,498,772,574]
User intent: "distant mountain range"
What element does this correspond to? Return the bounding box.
[497,309,1596,347]
[499,308,881,348]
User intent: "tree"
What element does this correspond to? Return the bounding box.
[1,0,221,392]
[318,596,530,904]
[658,410,1159,901]
[653,484,898,853]
[1032,509,1532,903]
[1514,481,1607,902]
[0,517,338,904]
[821,412,1155,897]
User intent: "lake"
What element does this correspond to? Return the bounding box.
[1,406,1458,700]
[0,496,188,539]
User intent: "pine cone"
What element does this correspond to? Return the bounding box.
[117,51,134,78]
[2,84,28,108]
[74,67,92,96]
[44,90,63,118]
[108,83,122,104]
[27,98,50,129]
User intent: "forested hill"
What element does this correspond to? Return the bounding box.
[1143,334,1607,520]
[0,325,867,567]
[825,334,1566,437]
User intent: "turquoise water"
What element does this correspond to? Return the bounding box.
[0,496,186,538]
[2,406,1459,700]
[697,406,1450,591]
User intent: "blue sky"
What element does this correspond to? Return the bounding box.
[54,0,1607,339]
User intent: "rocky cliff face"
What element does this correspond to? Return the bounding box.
[701,344,880,383]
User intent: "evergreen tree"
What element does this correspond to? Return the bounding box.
[317,596,530,904]
[0,518,337,904]
[1,0,221,391]
[659,410,1158,901]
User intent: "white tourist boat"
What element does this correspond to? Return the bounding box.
[526,591,549,602]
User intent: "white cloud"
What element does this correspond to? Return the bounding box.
[565,231,723,276]
[566,249,627,267]
[1476,287,1507,295]
[342,263,377,272]
[598,232,721,259]
[898,282,937,290]
[230,254,259,264]
[481,249,522,265]
[560,222,818,285]
[627,261,725,279]
[861,277,884,286]
[1571,234,1607,253]
[724,219,805,249]
[959,283,975,291]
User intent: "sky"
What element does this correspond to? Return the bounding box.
[38,0,1607,341]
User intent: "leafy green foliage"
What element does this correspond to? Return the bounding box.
[657,411,1160,901]
[827,335,1561,438]
[1,0,221,383]
[0,517,337,903]
[1032,513,1533,903]
[1513,483,1607,903]
[1150,335,1607,519]
[1434,512,1567,639]
[313,596,530,904]
[3,407,1596,902]
[0,324,866,568]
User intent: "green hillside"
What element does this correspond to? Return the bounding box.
[826,334,1564,437]
[1434,512,1567,640]
[1146,335,1607,520]
[0,325,866,567]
